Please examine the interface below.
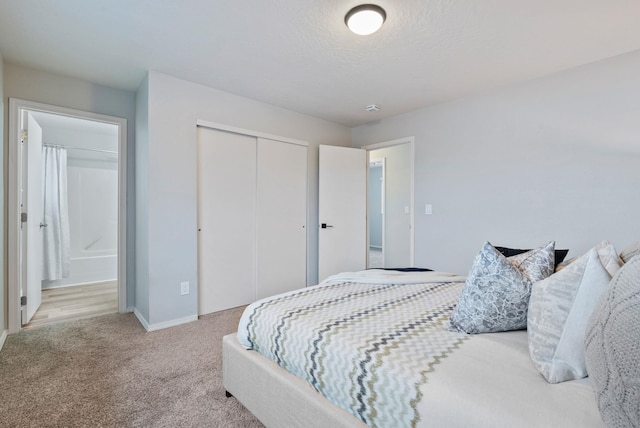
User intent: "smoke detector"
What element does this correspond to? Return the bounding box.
[365,104,380,112]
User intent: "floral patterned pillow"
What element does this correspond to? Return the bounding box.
[449,241,555,334]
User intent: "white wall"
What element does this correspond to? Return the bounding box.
[3,64,136,306]
[42,161,118,288]
[353,50,640,275]
[0,51,5,339]
[136,71,351,327]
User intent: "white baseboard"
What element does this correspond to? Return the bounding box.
[0,330,7,352]
[133,308,150,330]
[133,308,197,332]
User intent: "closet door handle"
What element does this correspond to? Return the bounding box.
[320,223,333,229]
[40,223,48,228]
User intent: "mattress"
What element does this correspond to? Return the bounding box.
[235,270,604,428]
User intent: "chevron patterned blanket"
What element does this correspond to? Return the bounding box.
[237,271,469,427]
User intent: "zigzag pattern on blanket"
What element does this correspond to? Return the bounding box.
[243,280,468,427]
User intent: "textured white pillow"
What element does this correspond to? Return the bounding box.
[527,243,618,383]
[585,255,640,427]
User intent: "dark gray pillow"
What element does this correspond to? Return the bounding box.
[495,246,569,268]
[585,255,640,427]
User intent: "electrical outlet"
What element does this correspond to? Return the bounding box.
[180,281,190,295]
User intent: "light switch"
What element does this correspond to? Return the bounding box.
[404,206,409,214]
[425,204,433,215]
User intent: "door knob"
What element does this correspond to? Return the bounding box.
[320,223,334,229]
[40,223,48,228]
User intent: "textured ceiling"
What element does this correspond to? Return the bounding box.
[1,0,640,127]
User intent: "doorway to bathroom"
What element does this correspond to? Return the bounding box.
[368,159,385,268]
[366,138,414,269]
[8,99,127,332]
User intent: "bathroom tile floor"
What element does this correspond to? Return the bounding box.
[369,247,383,269]
[26,281,118,329]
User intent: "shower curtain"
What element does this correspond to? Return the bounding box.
[42,146,71,280]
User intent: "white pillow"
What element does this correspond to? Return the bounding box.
[594,240,622,276]
[527,243,617,383]
[620,240,640,264]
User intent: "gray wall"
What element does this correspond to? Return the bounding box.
[353,50,640,275]
[3,64,137,308]
[136,71,351,327]
[135,75,149,322]
[7,50,638,331]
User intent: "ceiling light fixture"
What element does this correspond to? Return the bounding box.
[345,4,386,36]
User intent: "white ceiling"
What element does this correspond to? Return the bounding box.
[30,111,118,137]
[1,0,640,127]
[29,111,119,163]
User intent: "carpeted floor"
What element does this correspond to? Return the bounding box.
[0,308,265,427]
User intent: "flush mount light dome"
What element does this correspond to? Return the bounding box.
[345,4,386,36]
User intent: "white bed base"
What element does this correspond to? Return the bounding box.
[223,334,367,428]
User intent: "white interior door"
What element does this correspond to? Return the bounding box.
[256,138,307,298]
[22,112,44,324]
[197,127,257,315]
[318,145,367,282]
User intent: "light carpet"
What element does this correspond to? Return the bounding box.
[0,308,264,427]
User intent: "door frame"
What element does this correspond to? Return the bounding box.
[7,98,128,333]
[363,137,415,267]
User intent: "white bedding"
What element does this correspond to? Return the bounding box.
[321,269,466,285]
[235,270,604,428]
[418,330,603,427]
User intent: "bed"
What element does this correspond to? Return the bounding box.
[223,269,604,428]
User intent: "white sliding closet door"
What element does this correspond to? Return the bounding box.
[256,138,307,299]
[197,127,256,315]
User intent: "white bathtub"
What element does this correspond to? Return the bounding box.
[41,254,117,289]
